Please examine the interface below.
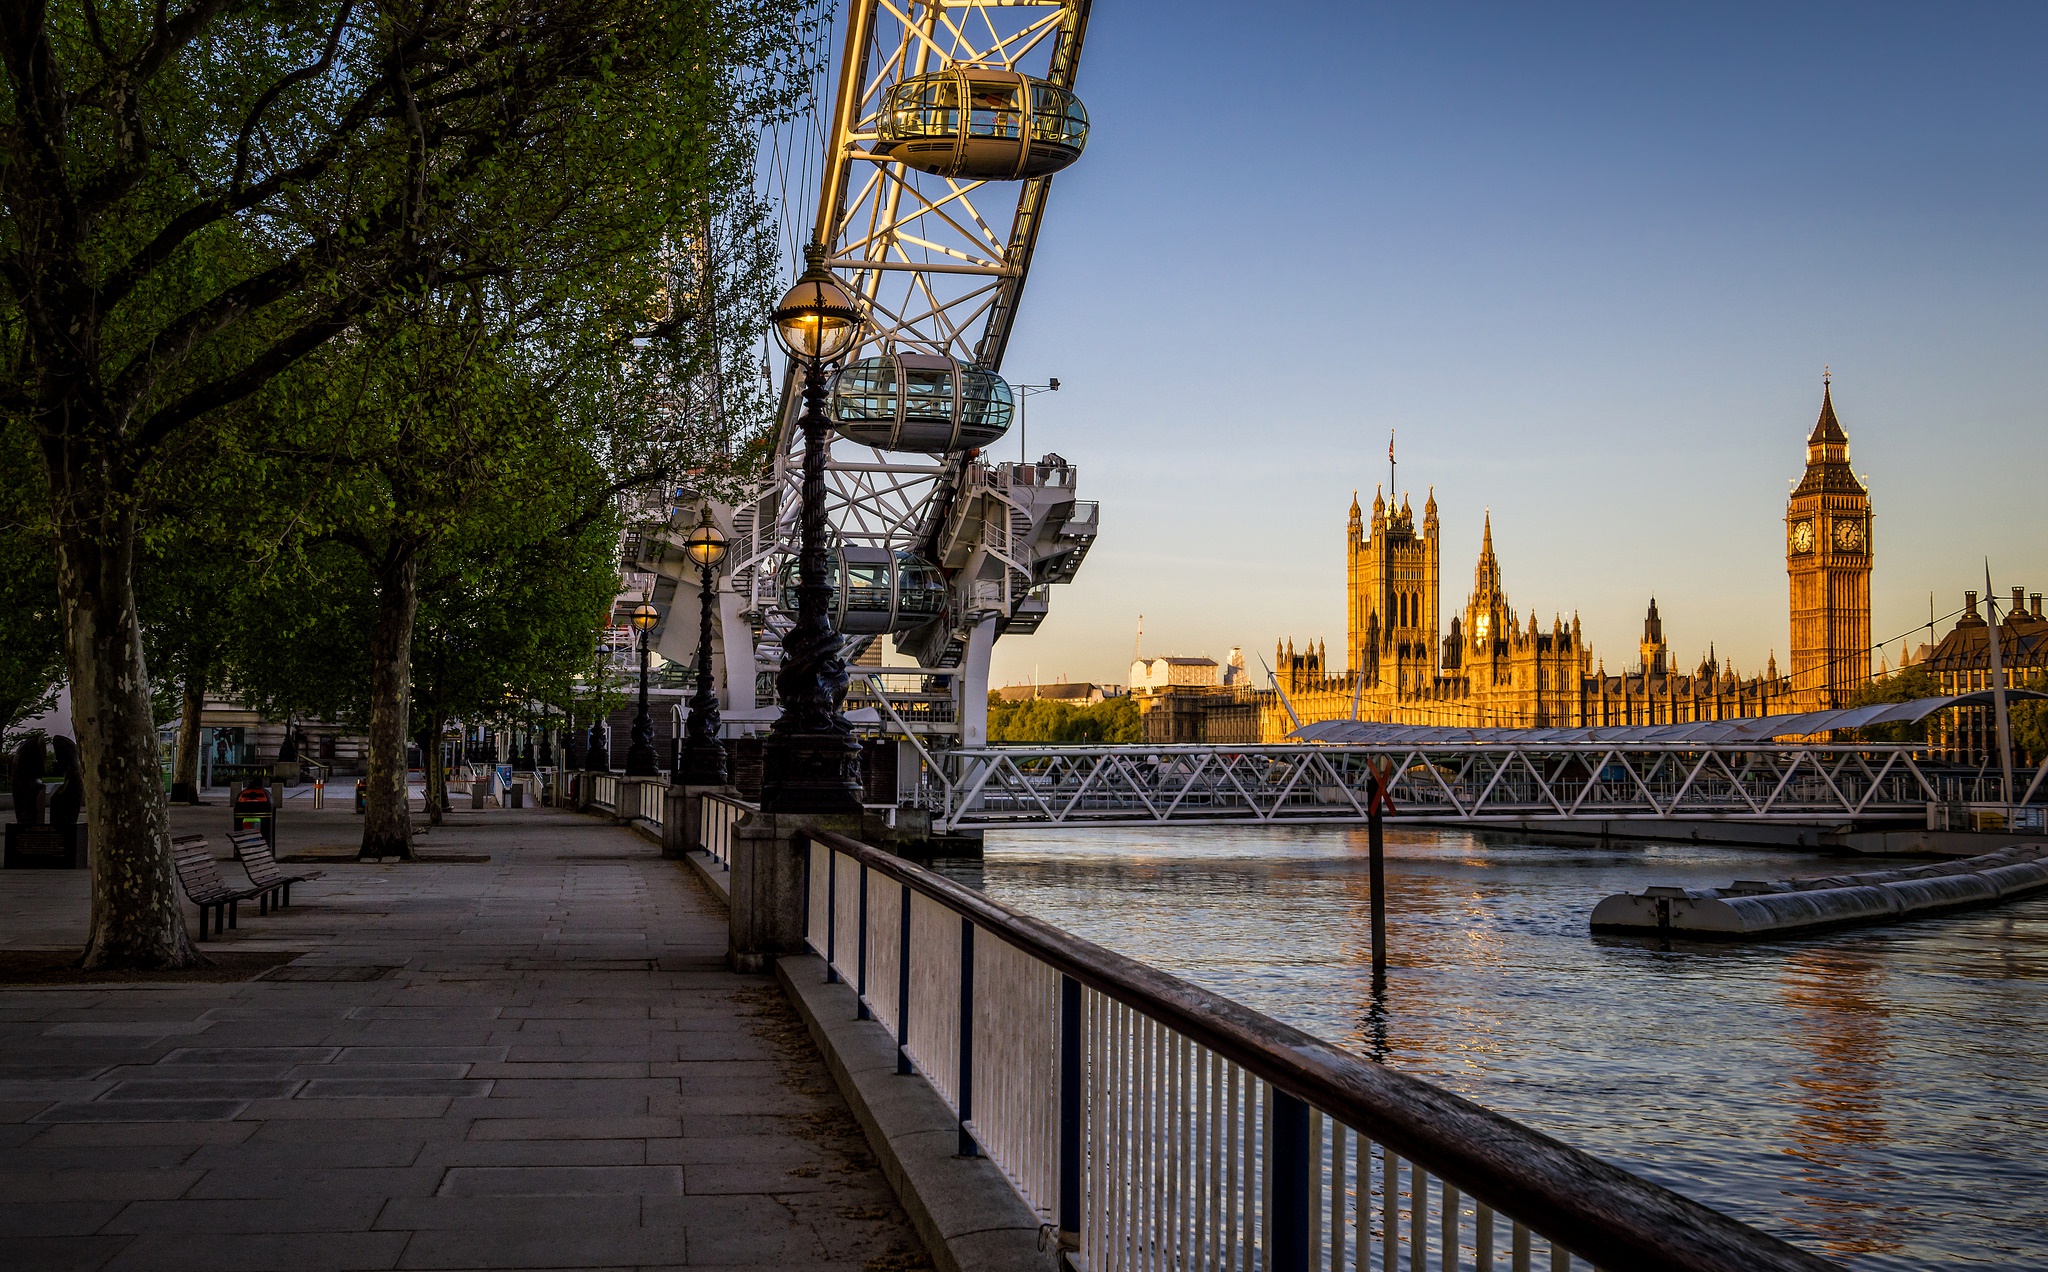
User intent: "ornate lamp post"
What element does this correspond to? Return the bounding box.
[676,509,730,785]
[763,242,866,814]
[624,601,662,777]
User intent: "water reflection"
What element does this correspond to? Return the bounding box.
[973,824,2048,1271]
[1776,946,1907,1261]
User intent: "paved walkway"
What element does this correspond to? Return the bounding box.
[0,802,930,1271]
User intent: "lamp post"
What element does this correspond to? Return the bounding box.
[762,242,867,814]
[677,510,730,785]
[625,602,662,777]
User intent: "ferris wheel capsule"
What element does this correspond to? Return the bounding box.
[873,67,1088,180]
[776,547,950,635]
[829,353,1014,453]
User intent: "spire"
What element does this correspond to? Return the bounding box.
[1349,490,1361,520]
[1372,485,1385,519]
[1473,509,1501,595]
[1809,371,1848,447]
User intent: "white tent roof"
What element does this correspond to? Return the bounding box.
[1288,691,2047,746]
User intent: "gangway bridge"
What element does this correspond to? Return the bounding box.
[913,694,2046,833]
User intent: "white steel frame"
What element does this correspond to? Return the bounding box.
[927,742,1941,832]
[731,0,1091,694]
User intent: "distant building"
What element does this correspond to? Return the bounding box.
[1130,656,1220,691]
[1127,655,1259,744]
[1921,587,2046,766]
[996,681,1113,704]
[1222,646,1250,686]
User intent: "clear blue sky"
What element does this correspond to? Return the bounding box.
[987,2,2048,689]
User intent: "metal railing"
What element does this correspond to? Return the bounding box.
[933,742,1938,832]
[802,829,1836,1272]
[700,792,754,869]
[587,774,619,813]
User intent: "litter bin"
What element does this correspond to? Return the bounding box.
[470,778,490,810]
[231,783,276,849]
[507,782,524,809]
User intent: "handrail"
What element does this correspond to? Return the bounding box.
[809,828,1836,1272]
[699,792,755,869]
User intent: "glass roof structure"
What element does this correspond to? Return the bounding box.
[1288,691,2048,747]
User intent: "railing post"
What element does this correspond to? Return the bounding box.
[1057,973,1082,1249]
[856,861,870,1020]
[1268,1089,1310,1272]
[897,882,913,1075]
[799,832,811,953]
[824,845,838,984]
[957,916,977,1157]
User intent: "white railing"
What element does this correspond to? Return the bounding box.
[802,830,1838,1272]
[935,743,1939,832]
[587,773,619,813]
[700,792,754,869]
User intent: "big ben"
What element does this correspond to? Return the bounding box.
[1786,373,1872,711]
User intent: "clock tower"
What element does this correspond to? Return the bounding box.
[1786,374,1873,711]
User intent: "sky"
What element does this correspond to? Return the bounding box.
[978,2,2048,689]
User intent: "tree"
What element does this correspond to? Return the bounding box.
[0,1,809,965]
[988,694,1142,744]
[406,480,622,827]
[0,417,62,744]
[1843,666,1939,744]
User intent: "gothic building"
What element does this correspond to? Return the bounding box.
[1245,383,1869,741]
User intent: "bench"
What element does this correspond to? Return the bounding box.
[228,829,321,907]
[171,835,269,939]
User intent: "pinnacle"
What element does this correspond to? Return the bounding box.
[1808,378,1848,447]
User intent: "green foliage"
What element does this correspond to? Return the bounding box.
[2013,673,2048,762]
[0,419,62,742]
[1843,666,1940,743]
[988,694,1142,744]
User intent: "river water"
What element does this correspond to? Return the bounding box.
[951,827,2048,1270]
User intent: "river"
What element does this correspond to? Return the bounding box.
[946,826,2048,1270]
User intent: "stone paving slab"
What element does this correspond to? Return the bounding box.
[0,803,932,1270]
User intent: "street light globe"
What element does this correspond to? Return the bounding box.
[628,602,661,634]
[772,243,864,365]
[684,513,728,569]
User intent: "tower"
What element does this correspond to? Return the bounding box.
[1347,485,1439,691]
[1639,597,1668,676]
[1786,374,1873,711]
[1462,511,1513,692]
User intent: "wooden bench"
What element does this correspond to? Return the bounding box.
[171,835,268,939]
[228,830,321,907]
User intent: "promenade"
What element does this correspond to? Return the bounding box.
[0,800,930,1271]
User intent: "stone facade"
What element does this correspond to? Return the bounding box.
[1919,587,2047,766]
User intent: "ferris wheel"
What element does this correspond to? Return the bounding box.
[700,0,1100,749]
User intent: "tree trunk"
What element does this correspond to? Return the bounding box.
[170,667,205,803]
[54,503,200,969]
[361,553,419,860]
[418,717,446,827]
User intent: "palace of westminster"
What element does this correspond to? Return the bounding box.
[1134,379,2037,748]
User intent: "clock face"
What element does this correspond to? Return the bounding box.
[1790,520,1814,554]
[1833,519,1864,552]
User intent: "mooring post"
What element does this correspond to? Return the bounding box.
[1368,760,1391,987]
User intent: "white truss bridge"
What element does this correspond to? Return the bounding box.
[926,741,1940,833]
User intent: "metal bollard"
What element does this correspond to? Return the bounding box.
[313,779,325,810]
